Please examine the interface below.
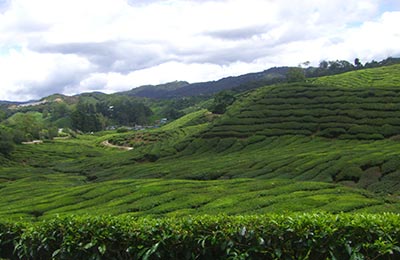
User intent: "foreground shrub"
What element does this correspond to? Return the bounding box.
[1,213,400,259]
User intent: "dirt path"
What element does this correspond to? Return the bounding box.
[21,140,43,145]
[101,140,133,151]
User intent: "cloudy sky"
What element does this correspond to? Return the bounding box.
[0,0,400,101]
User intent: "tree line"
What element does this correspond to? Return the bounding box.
[306,57,400,78]
[0,96,153,157]
[71,97,152,132]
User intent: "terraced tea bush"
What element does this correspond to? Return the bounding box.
[205,85,400,140]
[1,213,400,259]
[3,177,397,220]
[202,65,400,141]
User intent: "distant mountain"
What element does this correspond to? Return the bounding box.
[0,100,35,106]
[119,67,289,99]
[173,67,289,97]
[0,100,17,105]
[119,81,190,99]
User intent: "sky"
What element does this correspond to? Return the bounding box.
[0,0,400,101]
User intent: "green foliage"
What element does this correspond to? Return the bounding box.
[312,64,400,88]
[209,90,236,114]
[0,126,15,156]
[0,160,398,220]
[50,101,72,124]
[71,101,106,132]
[204,65,400,140]
[155,97,203,120]
[106,96,153,126]
[1,63,400,258]
[1,213,400,259]
[306,59,355,77]
[3,94,154,134]
[0,108,7,122]
[286,67,305,82]
[0,141,14,157]
[161,109,211,131]
[1,111,61,143]
[163,107,184,120]
[5,112,44,141]
[116,127,129,133]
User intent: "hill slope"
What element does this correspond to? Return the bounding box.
[311,64,400,88]
[2,65,400,220]
[204,64,400,140]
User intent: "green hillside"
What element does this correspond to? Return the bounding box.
[311,64,400,88]
[2,177,395,221]
[205,65,400,140]
[1,64,400,220]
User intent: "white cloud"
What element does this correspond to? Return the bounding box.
[0,48,92,100]
[339,11,400,61]
[0,0,399,101]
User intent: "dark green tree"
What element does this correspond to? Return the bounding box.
[5,112,43,141]
[0,126,15,156]
[319,60,329,69]
[354,58,363,68]
[0,109,7,122]
[71,102,103,132]
[210,91,236,114]
[164,107,184,120]
[109,97,152,126]
[50,102,71,121]
[286,67,306,83]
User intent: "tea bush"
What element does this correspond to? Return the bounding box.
[1,213,400,259]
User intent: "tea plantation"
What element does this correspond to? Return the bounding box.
[2,65,400,258]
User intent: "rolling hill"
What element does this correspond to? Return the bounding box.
[1,64,400,220]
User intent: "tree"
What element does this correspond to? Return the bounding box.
[319,60,329,69]
[210,91,236,114]
[71,96,153,131]
[164,108,184,120]
[354,58,363,69]
[0,126,15,156]
[327,60,354,74]
[0,109,6,122]
[364,60,379,68]
[109,97,152,126]
[5,112,44,141]
[0,140,14,156]
[50,102,71,121]
[286,67,305,83]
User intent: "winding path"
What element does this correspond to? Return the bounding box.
[101,140,133,151]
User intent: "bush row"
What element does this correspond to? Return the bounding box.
[1,213,400,259]
[238,108,400,120]
[206,124,400,139]
[206,84,400,140]
[222,116,400,127]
